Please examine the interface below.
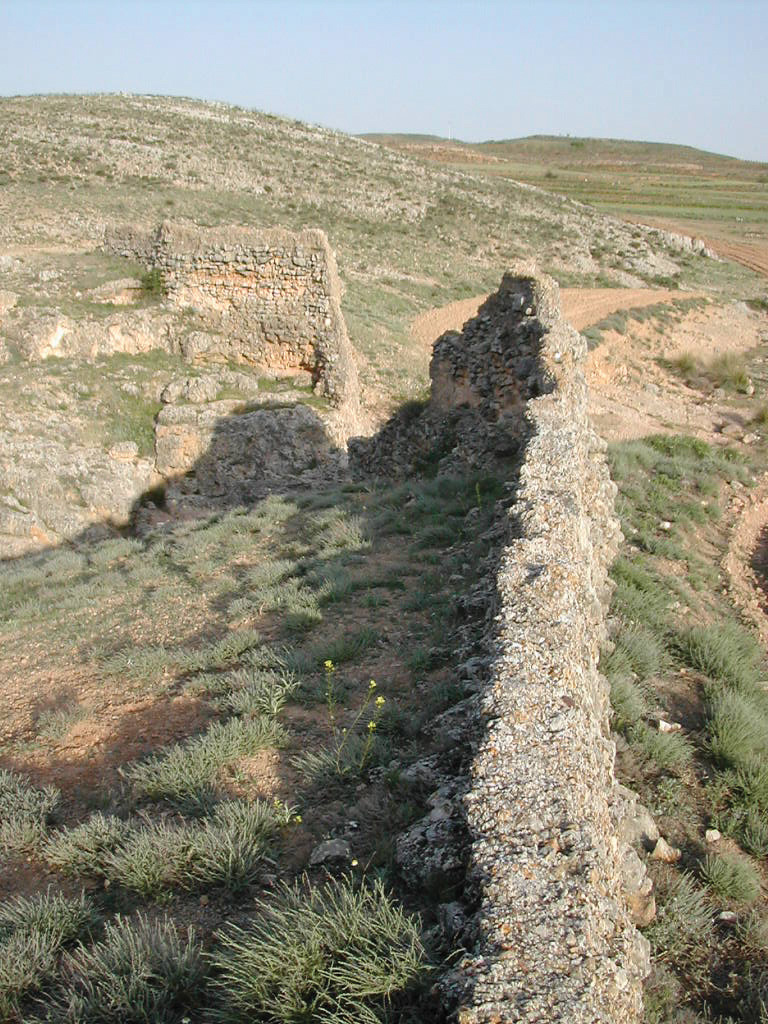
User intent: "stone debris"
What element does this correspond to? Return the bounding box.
[657,719,682,733]
[650,837,682,863]
[309,838,351,867]
[705,828,722,843]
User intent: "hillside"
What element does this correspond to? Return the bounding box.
[1,96,762,400]
[364,132,768,276]
[3,96,768,1023]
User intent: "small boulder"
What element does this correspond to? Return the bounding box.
[651,837,681,863]
[309,839,351,867]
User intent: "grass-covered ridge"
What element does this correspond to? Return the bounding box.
[0,95,760,402]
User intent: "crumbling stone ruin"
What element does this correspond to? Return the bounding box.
[354,269,650,1021]
[104,221,358,406]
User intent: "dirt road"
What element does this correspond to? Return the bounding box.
[410,287,697,347]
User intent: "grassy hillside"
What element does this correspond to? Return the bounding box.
[0,96,762,401]
[364,132,768,253]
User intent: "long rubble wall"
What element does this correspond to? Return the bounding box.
[355,268,650,1021]
[446,271,649,1022]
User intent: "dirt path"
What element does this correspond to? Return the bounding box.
[620,215,768,282]
[410,287,698,347]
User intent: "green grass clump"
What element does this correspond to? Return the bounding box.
[608,675,647,734]
[603,622,666,682]
[59,800,294,898]
[45,914,205,1024]
[0,891,97,1020]
[706,689,768,770]
[209,878,427,1023]
[102,820,190,899]
[0,770,60,856]
[705,352,751,393]
[646,873,714,984]
[677,621,764,694]
[700,853,761,905]
[43,814,131,877]
[185,799,294,894]
[632,724,695,775]
[219,669,299,718]
[124,715,285,811]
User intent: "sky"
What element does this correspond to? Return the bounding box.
[1,0,766,162]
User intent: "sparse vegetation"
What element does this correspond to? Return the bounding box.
[209,878,428,1024]
[0,465,502,1018]
[605,427,768,1021]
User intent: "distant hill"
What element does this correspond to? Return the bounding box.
[361,132,768,258]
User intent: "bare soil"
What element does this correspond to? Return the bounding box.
[410,287,699,348]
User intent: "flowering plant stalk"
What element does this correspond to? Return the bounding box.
[322,663,386,775]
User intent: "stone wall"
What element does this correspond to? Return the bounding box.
[353,269,650,1021]
[445,272,648,1022]
[104,221,358,407]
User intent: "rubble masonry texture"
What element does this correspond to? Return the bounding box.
[448,270,648,1021]
[103,221,358,407]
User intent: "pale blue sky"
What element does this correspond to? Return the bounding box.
[1,0,766,161]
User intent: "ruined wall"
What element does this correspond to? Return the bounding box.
[353,269,650,1021]
[444,272,649,1022]
[104,221,358,407]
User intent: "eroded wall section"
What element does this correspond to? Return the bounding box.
[104,221,358,406]
[446,272,648,1022]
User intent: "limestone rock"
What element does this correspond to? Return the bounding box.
[309,839,351,867]
[104,221,359,408]
[651,837,681,863]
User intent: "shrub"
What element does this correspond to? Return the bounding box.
[700,853,761,905]
[0,891,97,1019]
[0,769,60,856]
[49,914,205,1023]
[139,267,167,298]
[209,878,427,1023]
